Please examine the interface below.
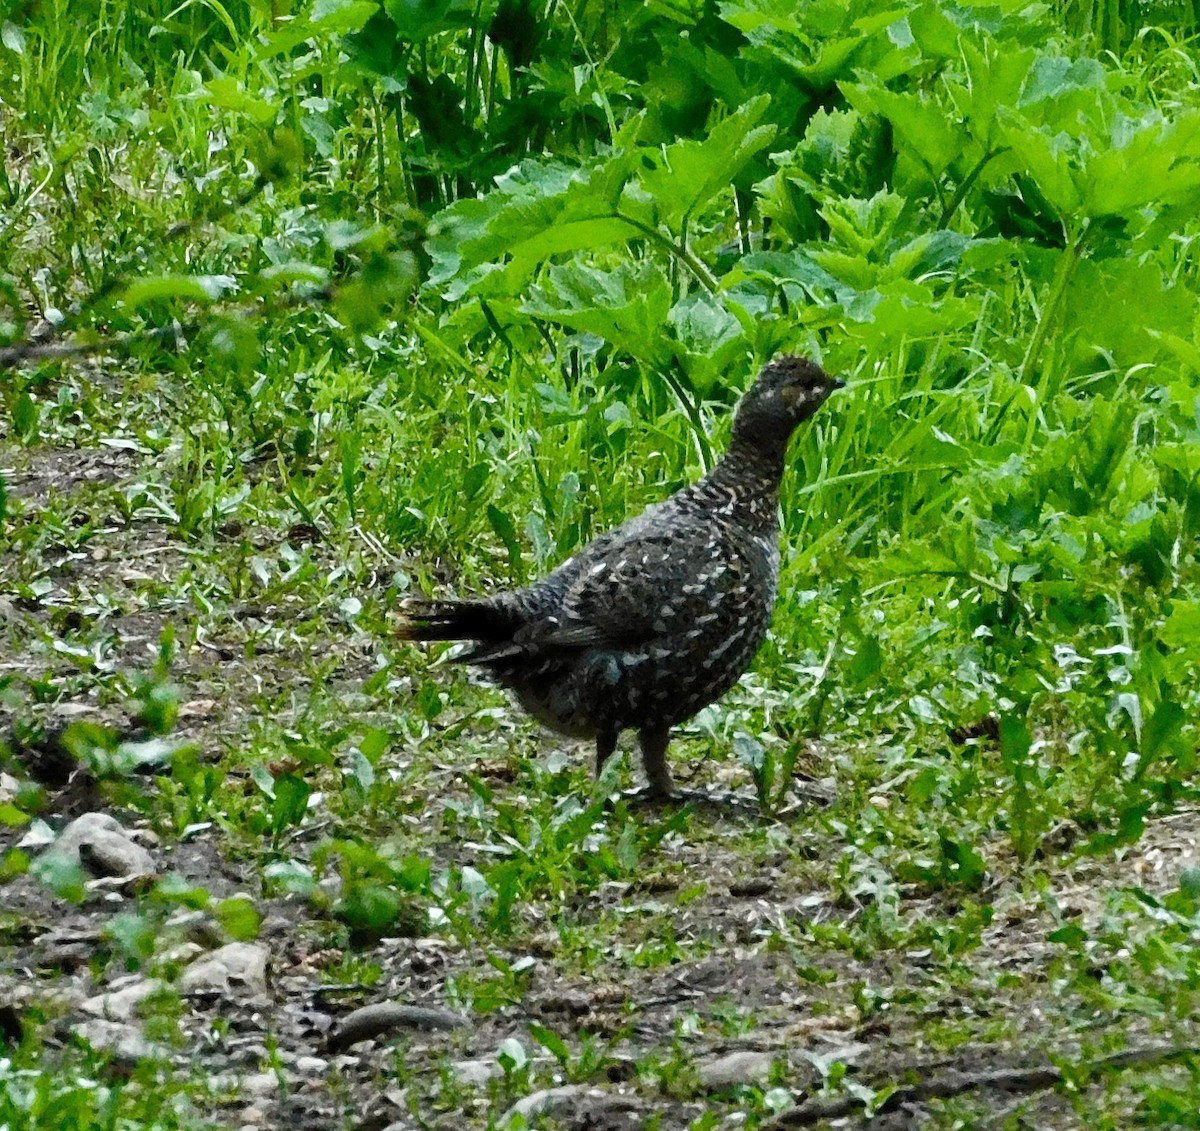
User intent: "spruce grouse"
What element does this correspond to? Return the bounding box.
[396,356,842,797]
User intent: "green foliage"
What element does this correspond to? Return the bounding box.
[3,0,1200,1121]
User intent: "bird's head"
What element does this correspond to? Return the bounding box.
[731,355,842,454]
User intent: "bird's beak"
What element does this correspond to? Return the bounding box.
[832,378,846,391]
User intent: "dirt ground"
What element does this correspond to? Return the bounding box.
[3,439,1199,1130]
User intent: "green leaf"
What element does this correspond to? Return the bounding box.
[639,95,776,227]
[122,275,232,307]
[1,21,25,55]
[1018,55,1107,110]
[12,391,37,440]
[334,882,421,942]
[667,292,747,394]
[359,728,390,761]
[310,0,378,31]
[1135,700,1186,778]
[215,896,263,941]
[846,635,883,685]
[529,1022,570,1065]
[522,262,672,366]
[487,504,524,579]
[204,76,278,124]
[104,912,156,964]
[998,110,1081,216]
[1087,110,1200,218]
[1180,868,1200,901]
[843,84,962,179]
[32,853,86,904]
[271,773,312,839]
[1161,601,1200,653]
[0,848,29,880]
[382,0,478,41]
[937,830,986,890]
[1048,922,1087,947]
[154,874,211,909]
[427,156,641,297]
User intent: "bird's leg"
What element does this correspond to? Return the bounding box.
[637,726,675,799]
[595,729,618,778]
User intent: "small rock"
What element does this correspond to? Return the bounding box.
[158,942,205,967]
[240,1072,285,1099]
[698,1050,775,1090]
[73,1018,168,1064]
[452,1058,503,1088]
[35,928,99,971]
[179,942,269,995]
[0,772,20,803]
[505,1085,593,1120]
[293,1055,327,1075]
[47,813,156,880]
[80,976,165,1020]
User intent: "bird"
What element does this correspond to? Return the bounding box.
[395,355,843,798]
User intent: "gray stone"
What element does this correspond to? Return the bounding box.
[505,1085,593,1120]
[698,1049,775,1089]
[452,1057,503,1088]
[240,1072,285,1099]
[179,942,269,994]
[74,1018,168,1064]
[80,976,165,1020]
[48,812,156,880]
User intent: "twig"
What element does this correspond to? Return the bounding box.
[762,1042,1200,1127]
[0,281,336,372]
[0,324,186,368]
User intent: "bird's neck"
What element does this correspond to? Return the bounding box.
[693,437,787,533]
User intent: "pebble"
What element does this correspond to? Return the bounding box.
[698,1050,775,1089]
[80,976,165,1021]
[179,942,269,994]
[47,812,156,880]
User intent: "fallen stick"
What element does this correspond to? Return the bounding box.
[763,1042,1200,1127]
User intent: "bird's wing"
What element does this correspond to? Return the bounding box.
[528,522,755,652]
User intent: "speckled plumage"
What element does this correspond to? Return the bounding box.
[397,356,842,797]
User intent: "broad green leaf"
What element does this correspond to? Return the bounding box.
[311,0,378,31]
[204,77,277,124]
[1138,700,1186,770]
[383,0,480,42]
[1,21,25,54]
[997,110,1081,216]
[12,391,37,440]
[522,262,672,366]
[272,773,312,838]
[668,292,747,393]
[1087,110,1200,218]
[427,156,639,294]
[843,84,961,177]
[639,95,776,227]
[1018,55,1107,113]
[1161,601,1200,652]
[123,275,233,307]
[216,896,263,941]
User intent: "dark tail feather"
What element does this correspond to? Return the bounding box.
[393,597,511,644]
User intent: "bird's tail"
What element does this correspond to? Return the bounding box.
[393,597,510,643]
